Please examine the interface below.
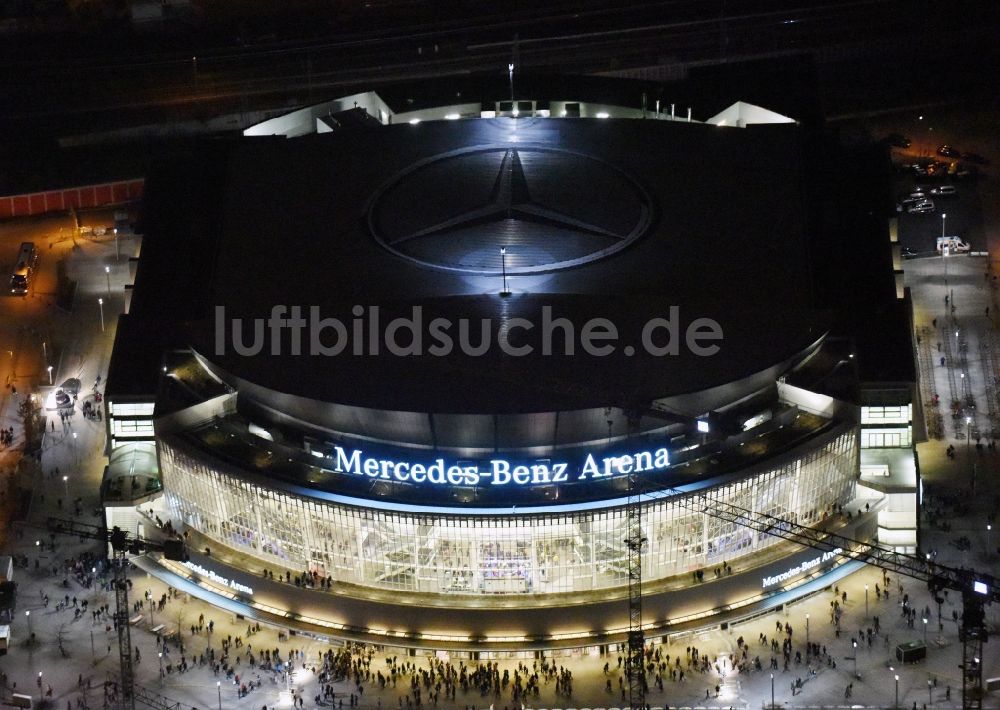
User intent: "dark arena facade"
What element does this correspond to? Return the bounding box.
[104,68,919,654]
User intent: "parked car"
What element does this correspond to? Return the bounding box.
[937,145,961,158]
[885,133,911,148]
[961,152,990,165]
[901,246,917,257]
[907,199,935,214]
[929,185,957,197]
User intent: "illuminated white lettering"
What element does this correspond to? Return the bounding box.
[491,460,512,485]
[334,446,361,474]
[324,445,671,488]
[531,464,551,484]
[578,454,599,480]
[512,465,531,485]
[427,459,446,484]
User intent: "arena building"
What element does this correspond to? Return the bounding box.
[103,68,919,653]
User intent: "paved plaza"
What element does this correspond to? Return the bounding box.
[2,231,1000,710]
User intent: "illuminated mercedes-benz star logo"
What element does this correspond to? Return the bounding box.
[367,144,653,275]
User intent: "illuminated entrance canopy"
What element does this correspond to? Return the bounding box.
[317,444,671,488]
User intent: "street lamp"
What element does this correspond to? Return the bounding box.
[805,613,810,657]
[217,680,222,710]
[98,297,105,332]
[47,365,52,385]
[104,265,111,298]
[25,609,31,637]
[966,416,974,491]
[62,475,68,499]
[114,227,119,260]
[508,63,515,104]
[770,672,774,709]
[853,640,858,679]
[72,431,78,472]
[38,671,42,704]
[500,247,511,296]
[941,212,947,239]
[928,679,933,705]
[865,584,869,618]
[159,652,163,687]
[895,673,900,708]
[923,616,928,643]
[988,523,993,559]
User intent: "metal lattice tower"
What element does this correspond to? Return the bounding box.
[110,529,137,710]
[48,519,186,710]
[961,593,986,710]
[624,412,646,710]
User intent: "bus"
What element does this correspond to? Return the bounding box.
[9,242,37,295]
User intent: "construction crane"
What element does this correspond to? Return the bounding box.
[46,517,186,710]
[623,411,647,710]
[650,490,1000,710]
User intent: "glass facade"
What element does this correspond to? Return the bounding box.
[161,431,857,598]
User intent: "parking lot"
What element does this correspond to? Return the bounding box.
[894,169,986,256]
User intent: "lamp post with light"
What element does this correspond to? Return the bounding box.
[47,365,53,385]
[967,416,974,491]
[770,672,775,709]
[852,640,858,679]
[895,673,900,708]
[25,609,31,638]
[923,616,928,643]
[500,247,511,296]
[928,679,933,705]
[159,652,163,686]
[98,298,105,332]
[988,523,993,559]
[62,475,68,499]
[217,680,222,710]
[104,265,111,298]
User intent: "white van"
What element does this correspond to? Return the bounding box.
[937,236,970,254]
